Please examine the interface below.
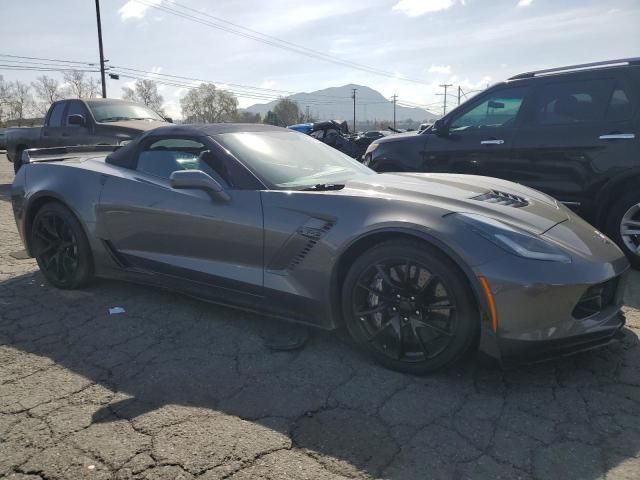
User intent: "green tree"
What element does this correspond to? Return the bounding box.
[263,110,280,126]
[272,98,302,126]
[180,84,238,123]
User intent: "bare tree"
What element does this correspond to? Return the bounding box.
[7,81,35,126]
[31,75,63,115]
[122,79,164,113]
[272,98,302,126]
[233,111,261,123]
[0,75,10,125]
[63,71,100,99]
[180,84,238,123]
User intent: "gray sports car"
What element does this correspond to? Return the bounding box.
[11,124,630,373]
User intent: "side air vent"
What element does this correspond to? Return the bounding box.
[473,190,529,208]
[287,221,334,271]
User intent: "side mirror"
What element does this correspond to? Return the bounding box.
[68,114,86,126]
[170,170,230,202]
[433,118,449,137]
[164,116,174,123]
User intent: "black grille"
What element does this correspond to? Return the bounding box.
[473,190,529,208]
[572,277,620,319]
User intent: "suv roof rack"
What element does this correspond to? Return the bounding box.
[509,58,640,80]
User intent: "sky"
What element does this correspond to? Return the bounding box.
[1,0,639,119]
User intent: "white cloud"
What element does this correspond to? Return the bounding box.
[517,0,533,7]
[393,0,456,17]
[428,64,452,74]
[118,0,162,20]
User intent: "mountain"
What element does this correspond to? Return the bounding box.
[244,84,437,124]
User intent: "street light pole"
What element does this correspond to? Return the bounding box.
[95,0,107,98]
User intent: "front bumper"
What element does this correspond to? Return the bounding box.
[476,253,629,365]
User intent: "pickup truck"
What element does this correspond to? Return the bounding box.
[6,98,169,172]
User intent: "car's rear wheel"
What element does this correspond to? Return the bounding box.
[606,192,640,269]
[342,240,479,374]
[31,202,93,289]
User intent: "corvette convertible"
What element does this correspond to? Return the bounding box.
[11,124,630,373]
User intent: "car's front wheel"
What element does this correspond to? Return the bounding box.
[607,192,640,269]
[31,202,94,289]
[342,240,479,374]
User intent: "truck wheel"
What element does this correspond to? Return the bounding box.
[13,148,24,174]
[606,191,640,269]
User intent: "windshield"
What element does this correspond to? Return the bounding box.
[214,130,374,189]
[88,102,165,123]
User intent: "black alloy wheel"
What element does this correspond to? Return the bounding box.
[31,202,93,289]
[343,240,478,374]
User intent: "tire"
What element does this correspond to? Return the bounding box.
[31,202,94,289]
[13,148,24,174]
[606,192,640,269]
[341,239,479,374]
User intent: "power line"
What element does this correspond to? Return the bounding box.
[133,0,430,85]
[437,84,453,116]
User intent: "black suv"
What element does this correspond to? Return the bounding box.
[363,58,640,267]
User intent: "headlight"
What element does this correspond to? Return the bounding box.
[454,213,571,263]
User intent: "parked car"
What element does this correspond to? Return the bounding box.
[6,98,169,173]
[12,123,628,373]
[289,120,361,158]
[363,58,640,267]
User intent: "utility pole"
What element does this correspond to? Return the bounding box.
[305,105,310,122]
[457,86,462,106]
[438,84,453,116]
[391,94,397,129]
[351,88,357,132]
[95,0,107,98]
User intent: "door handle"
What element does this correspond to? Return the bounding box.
[480,139,505,145]
[599,133,635,140]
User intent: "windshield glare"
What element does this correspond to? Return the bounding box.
[88,103,164,123]
[214,130,374,189]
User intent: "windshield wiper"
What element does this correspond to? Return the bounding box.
[98,117,131,122]
[300,183,345,191]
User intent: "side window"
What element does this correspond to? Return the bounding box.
[48,103,66,127]
[533,79,613,125]
[450,87,528,131]
[66,101,89,127]
[605,84,633,122]
[136,138,231,186]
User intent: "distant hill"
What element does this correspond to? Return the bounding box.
[244,84,437,124]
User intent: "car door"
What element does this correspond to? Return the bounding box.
[41,101,67,147]
[62,100,98,145]
[421,85,529,176]
[509,73,623,216]
[98,135,264,300]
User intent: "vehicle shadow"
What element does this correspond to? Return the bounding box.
[1,270,639,479]
[0,183,11,203]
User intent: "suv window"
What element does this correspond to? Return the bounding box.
[450,87,527,131]
[66,101,90,127]
[605,84,634,122]
[48,103,66,127]
[136,138,230,186]
[533,79,613,125]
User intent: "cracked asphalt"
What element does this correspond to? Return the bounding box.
[1,154,640,480]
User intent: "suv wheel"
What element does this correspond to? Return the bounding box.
[606,192,640,269]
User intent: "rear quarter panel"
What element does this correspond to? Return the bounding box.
[16,159,106,258]
[6,127,44,162]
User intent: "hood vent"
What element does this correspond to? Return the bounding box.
[473,190,529,208]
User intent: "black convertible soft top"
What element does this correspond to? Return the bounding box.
[106,123,286,168]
